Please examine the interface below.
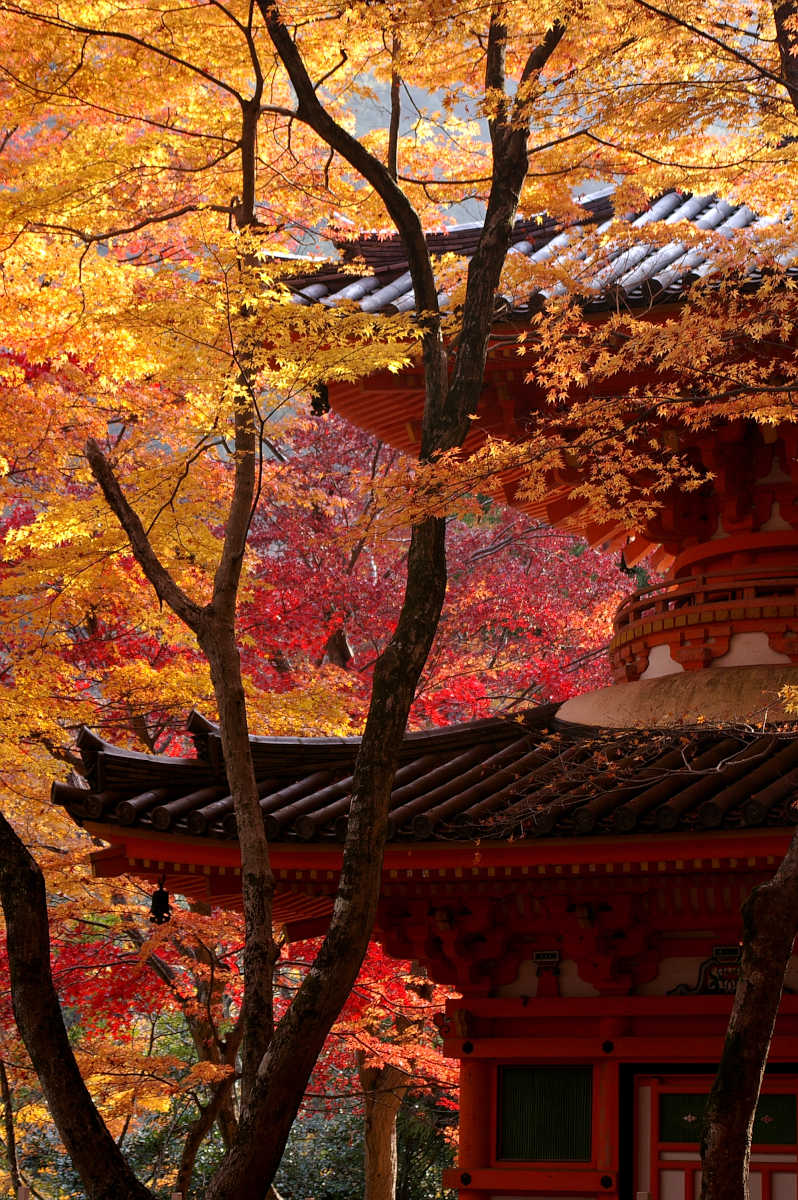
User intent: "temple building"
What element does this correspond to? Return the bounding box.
[53,191,798,1200]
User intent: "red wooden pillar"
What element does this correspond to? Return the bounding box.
[457,1058,493,1200]
[596,1058,620,1192]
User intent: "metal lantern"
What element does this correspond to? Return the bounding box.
[149,877,171,925]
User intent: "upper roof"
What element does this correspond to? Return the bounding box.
[286,190,789,318]
[52,706,798,846]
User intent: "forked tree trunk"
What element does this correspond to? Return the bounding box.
[1,6,567,1199]
[357,1055,410,1200]
[700,830,798,1199]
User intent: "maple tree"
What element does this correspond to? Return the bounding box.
[274,941,456,1200]
[1,402,619,1196]
[0,363,622,1199]
[1,1,797,1198]
[560,9,798,1199]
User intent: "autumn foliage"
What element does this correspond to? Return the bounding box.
[2,0,798,1198]
[0,394,625,1195]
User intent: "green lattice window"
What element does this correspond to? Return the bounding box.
[659,1092,797,1146]
[497,1066,592,1161]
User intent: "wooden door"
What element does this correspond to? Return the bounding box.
[635,1075,798,1200]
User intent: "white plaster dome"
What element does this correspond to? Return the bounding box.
[557,663,798,729]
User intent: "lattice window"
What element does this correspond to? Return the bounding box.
[497,1065,592,1161]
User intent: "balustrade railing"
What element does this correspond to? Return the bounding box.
[613,566,798,643]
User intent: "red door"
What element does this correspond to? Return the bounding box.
[635,1075,798,1200]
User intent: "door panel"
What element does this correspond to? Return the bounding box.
[635,1075,798,1200]
[771,1173,797,1200]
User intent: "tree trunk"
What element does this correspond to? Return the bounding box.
[175,1078,237,1199]
[774,0,798,112]
[5,7,569,1199]
[204,516,450,1200]
[358,1056,409,1200]
[200,622,278,1109]
[696,6,798,1197]
[0,1058,22,1197]
[0,814,155,1200]
[700,830,798,1200]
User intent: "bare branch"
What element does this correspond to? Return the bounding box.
[255,0,440,317]
[584,127,762,170]
[398,171,492,186]
[84,439,203,632]
[31,203,230,248]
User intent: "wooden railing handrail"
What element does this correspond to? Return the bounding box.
[614,568,798,635]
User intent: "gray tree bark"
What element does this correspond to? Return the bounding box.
[700,831,798,1199]
[357,1056,410,1200]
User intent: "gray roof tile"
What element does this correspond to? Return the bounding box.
[53,709,798,846]
[283,190,793,318]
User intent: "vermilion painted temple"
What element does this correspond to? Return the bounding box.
[54,191,798,1200]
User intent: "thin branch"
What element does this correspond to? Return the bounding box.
[31,202,230,247]
[314,48,348,92]
[631,0,788,90]
[259,102,299,120]
[584,128,762,170]
[398,171,492,186]
[84,439,202,632]
[144,438,219,537]
[209,0,249,38]
[0,4,245,102]
[398,128,587,188]
[388,33,401,182]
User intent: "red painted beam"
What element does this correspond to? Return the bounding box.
[85,819,795,878]
[443,1166,615,1191]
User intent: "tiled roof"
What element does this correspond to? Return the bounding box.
[286,190,789,317]
[52,707,798,844]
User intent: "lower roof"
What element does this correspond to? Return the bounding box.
[52,705,798,848]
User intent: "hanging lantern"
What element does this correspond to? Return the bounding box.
[149,877,171,925]
[310,381,329,416]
